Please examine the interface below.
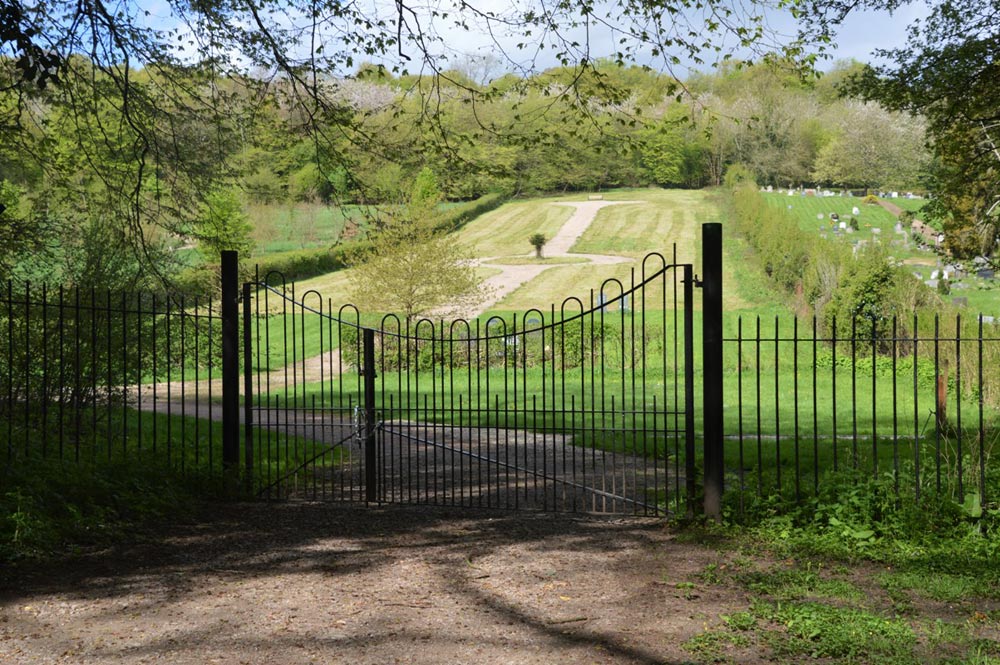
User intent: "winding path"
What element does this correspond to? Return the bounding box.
[458,200,641,319]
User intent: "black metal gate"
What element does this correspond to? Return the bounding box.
[242,252,696,516]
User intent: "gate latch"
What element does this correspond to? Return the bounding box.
[687,274,704,288]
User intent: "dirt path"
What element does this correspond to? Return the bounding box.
[0,503,760,664]
[457,200,640,319]
[877,199,904,217]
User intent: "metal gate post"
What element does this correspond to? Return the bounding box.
[221,251,240,481]
[242,282,254,493]
[702,223,724,520]
[362,328,378,503]
[683,265,697,517]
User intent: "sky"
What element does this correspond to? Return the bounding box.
[808,3,932,69]
[133,0,933,78]
[393,0,935,78]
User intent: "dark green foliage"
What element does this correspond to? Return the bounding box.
[0,455,204,561]
[435,192,509,232]
[726,183,817,294]
[339,317,666,373]
[253,243,359,284]
[528,233,547,258]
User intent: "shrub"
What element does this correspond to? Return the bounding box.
[436,192,508,232]
[252,242,362,283]
[529,233,547,258]
[723,163,757,188]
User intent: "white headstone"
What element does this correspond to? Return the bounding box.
[852,206,860,215]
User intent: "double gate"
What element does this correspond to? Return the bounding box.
[239,252,696,516]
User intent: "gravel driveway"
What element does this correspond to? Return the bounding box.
[0,503,758,664]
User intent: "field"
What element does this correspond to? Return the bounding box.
[287,188,755,314]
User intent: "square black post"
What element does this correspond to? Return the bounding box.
[363,329,378,503]
[221,251,240,481]
[702,223,724,520]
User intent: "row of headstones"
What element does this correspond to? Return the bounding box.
[762,185,924,199]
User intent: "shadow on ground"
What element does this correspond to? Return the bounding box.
[0,503,741,664]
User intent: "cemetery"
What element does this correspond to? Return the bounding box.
[764,191,1000,318]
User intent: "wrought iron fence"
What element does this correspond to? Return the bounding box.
[722,313,1000,512]
[4,229,998,521]
[0,281,223,475]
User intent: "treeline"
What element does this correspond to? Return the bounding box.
[0,55,929,290]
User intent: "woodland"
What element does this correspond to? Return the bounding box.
[1,0,997,293]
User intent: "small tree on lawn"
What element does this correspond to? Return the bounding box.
[348,170,488,322]
[529,233,547,259]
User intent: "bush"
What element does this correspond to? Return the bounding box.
[723,163,757,188]
[252,242,361,283]
[726,183,814,294]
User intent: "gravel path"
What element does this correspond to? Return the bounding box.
[0,503,761,664]
[462,200,640,318]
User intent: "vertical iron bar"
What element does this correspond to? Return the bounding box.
[793,317,800,502]
[683,265,696,515]
[892,316,899,495]
[243,282,254,493]
[913,313,920,501]
[978,315,985,506]
[871,316,878,479]
[956,314,963,499]
[812,316,819,494]
[774,317,781,494]
[363,328,377,504]
[934,315,941,492]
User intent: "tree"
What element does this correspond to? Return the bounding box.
[348,178,487,322]
[811,101,928,189]
[195,189,255,262]
[844,0,1000,256]
[1,0,865,279]
[529,233,547,258]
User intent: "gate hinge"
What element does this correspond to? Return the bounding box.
[687,274,704,288]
